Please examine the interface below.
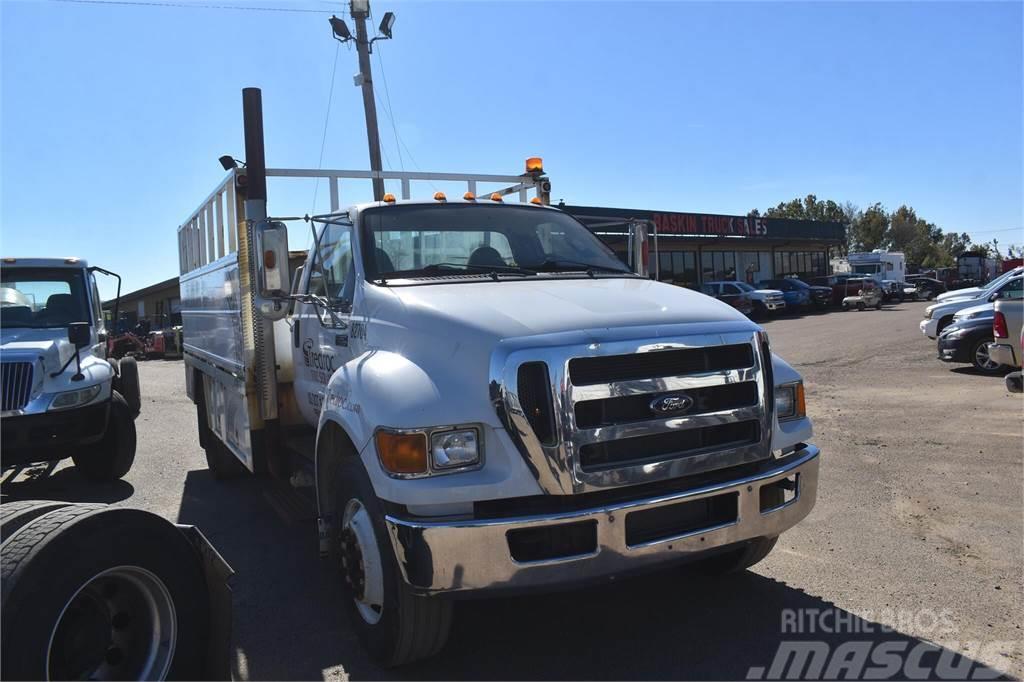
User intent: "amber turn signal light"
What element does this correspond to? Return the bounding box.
[376,431,428,474]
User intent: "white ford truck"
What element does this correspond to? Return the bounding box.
[179,89,820,666]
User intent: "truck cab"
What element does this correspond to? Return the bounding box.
[0,257,139,480]
[180,163,821,665]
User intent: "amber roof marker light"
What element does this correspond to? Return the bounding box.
[382,193,397,203]
[525,157,544,174]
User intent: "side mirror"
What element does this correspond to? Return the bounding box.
[68,322,91,349]
[255,220,291,299]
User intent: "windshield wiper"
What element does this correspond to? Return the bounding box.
[529,259,633,277]
[420,263,537,278]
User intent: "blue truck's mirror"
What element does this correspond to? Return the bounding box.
[254,220,290,300]
[67,321,91,349]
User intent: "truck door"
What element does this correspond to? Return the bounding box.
[293,220,356,426]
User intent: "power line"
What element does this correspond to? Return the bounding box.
[50,0,333,13]
[375,49,403,171]
[966,227,1023,235]
[310,41,341,216]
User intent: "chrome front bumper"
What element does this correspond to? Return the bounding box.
[385,444,820,595]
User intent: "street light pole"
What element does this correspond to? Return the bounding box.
[350,0,385,201]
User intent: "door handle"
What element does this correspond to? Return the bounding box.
[293,318,300,348]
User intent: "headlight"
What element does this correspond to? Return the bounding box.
[775,382,806,422]
[925,308,934,320]
[376,426,481,477]
[430,428,480,469]
[49,384,102,411]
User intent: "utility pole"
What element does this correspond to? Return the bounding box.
[330,1,395,202]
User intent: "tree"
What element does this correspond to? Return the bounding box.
[763,194,848,223]
[849,203,888,252]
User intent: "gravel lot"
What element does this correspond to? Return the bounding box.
[4,300,1022,680]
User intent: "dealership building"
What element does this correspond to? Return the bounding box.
[564,205,847,288]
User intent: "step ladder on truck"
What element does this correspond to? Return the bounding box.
[178,88,822,666]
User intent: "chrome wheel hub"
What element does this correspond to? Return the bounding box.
[47,566,176,681]
[340,499,384,625]
[976,343,998,370]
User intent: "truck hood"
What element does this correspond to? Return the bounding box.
[936,287,982,302]
[377,277,754,342]
[0,328,76,374]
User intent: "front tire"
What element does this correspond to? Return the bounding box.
[856,301,866,311]
[936,316,954,336]
[72,393,136,482]
[696,485,783,575]
[330,457,452,666]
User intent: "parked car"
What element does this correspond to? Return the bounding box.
[936,312,1007,374]
[934,266,1023,302]
[920,275,1023,338]
[731,281,786,316]
[700,281,754,316]
[906,277,946,300]
[809,275,885,306]
[792,279,834,308]
[755,278,811,311]
[988,298,1023,370]
[880,279,905,301]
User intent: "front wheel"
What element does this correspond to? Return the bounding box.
[72,393,136,482]
[856,301,866,311]
[330,457,452,666]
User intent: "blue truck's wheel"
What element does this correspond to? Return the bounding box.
[329,457,452,666]
[117,357,141,417]
[72,393,136,482]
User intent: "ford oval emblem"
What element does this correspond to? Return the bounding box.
[649,394,694,415]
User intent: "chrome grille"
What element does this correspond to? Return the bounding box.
[2,362,34,412]
[493,330,773,495]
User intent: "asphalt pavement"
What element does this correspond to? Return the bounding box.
[3,299,1022,680]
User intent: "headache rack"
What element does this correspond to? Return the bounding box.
[176,164,551,472]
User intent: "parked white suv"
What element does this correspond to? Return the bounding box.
[934,266,1023,302]
[920,275,1023,339]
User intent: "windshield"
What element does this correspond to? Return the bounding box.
[0,267,90,328]
[734,282,756,292]
[983,270,1020,294]
[361,204,633,282]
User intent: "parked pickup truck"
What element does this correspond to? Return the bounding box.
[989,298,1023,370]
[178,89,821,666]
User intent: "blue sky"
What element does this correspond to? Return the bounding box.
[2,0,1022,296]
